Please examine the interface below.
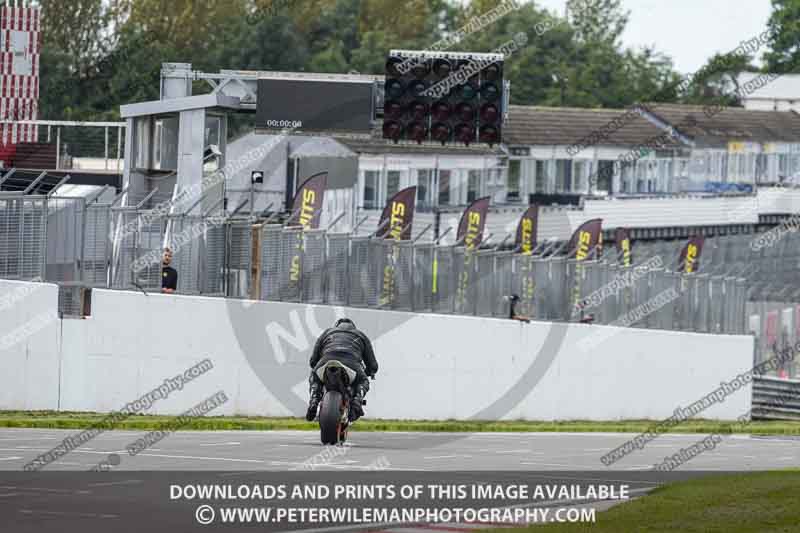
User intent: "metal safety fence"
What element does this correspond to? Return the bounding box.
[0,196,46,280]
[0,120,126,172]
[2,197,754,335]
[696,229,800,378]
[751,376,800,420]
[249,224,747,334]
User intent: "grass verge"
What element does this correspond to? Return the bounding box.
[1,411,800,434]
[505,470,800,532]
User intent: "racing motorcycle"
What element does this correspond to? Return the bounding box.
[314,360,369,445]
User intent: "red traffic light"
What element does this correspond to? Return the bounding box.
[455,123,476,144]
[479,125,499,144]
[432,101,451,121]
[409,101,428,121]
[384,51,503,146]
[385,100,403,120]
[455,102,475,122]
[431,122,451,143]
[383,121,403,142]
[480,103,499,124]
[406,122,428,143]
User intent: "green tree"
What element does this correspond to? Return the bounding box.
[680,52,757,106]
[34,0,113,76]
[33,0,692,120]
[764,0,800,73]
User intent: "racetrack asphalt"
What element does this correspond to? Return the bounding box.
[0,427,797,471]
[0,428,797,532]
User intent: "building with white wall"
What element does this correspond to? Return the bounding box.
[645,103,800,188]
[225,103,800,239]
[504,105,689,198]
[333,137,504,211]
[225,133,504,235]
[737,72,800,112]
[504,103,800,197]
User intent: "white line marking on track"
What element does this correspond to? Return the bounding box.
[0,493,20,498]
[0,456,22,461]
[87,479,143,488]
[423,455,472,460]
[217,471,269,477]
[0,438,57,441]
[0,486,92,494]
[199,442,241,446]
[19,509,118,519]
[0,447,127,456]
[513,473,664,486]
[136,453,265,463]
[494,449,530,454]
[519,461,587,468]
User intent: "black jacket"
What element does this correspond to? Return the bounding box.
[310,325,379,376]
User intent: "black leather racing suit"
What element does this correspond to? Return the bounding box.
[307,322,378,420]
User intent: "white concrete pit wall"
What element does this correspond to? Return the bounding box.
[49,288,755,421]
[0,279,61,410]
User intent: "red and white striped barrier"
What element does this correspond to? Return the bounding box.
[0,1,40,149]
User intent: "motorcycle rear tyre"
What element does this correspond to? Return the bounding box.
[319,391,343,445]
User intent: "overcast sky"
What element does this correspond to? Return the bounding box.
[534,0,773,74]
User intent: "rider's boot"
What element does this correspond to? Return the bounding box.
[306,375,323,421]
[349,379,369,422]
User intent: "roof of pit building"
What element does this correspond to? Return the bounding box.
[504,105,685,149]
[643,103,800,147]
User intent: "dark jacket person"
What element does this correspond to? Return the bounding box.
[161,247,177,293]
[306,318,378,422]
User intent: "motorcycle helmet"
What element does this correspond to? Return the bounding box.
[334,318,356,330]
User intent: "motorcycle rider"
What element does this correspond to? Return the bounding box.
[306,318,378,422]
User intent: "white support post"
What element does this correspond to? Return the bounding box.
[56,127,61,169]
[104,126,109,170]
[116,126,123,171]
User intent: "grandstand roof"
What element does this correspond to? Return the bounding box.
[644,103,800,147]
[504,105,685,149]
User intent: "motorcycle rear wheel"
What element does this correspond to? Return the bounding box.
[319,391,343,445]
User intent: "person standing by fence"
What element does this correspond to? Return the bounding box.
[161,248,178,294]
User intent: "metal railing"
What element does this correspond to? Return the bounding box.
[0,120,125,173]
[0,195,47,280]
[1,192,752,334]
[752,376,800,420]
[249,224,747,333]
